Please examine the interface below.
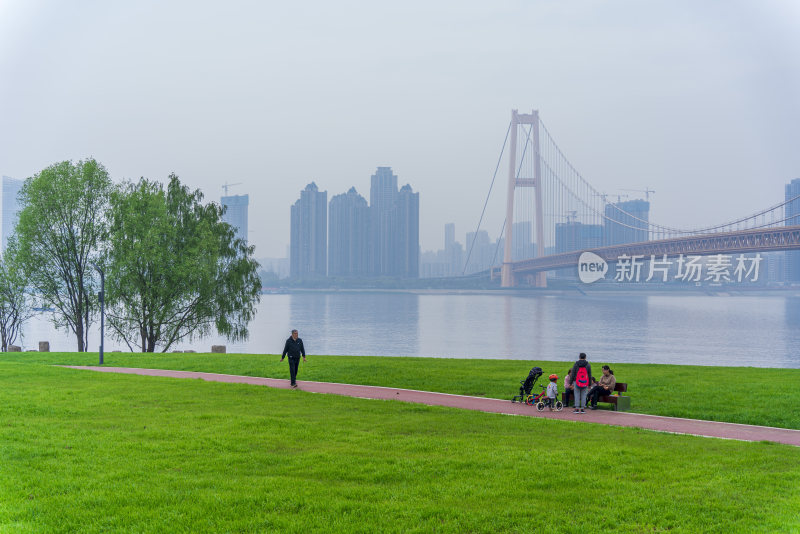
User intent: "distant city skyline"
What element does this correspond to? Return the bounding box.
[291,167,419,279]
[2,169,796,284]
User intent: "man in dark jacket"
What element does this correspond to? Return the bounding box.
[281,329,306,388]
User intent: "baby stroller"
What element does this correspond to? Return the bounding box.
[511,367,543,405]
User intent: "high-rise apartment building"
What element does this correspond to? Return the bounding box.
[555,222,602,253]
[763,252,785,284]
[464,230,493,274]
[420,223,461,278]
[512,221,535,261]
[221,193,249,243]
[444,223,463,276]
[445,223,455,252]
[1,176,23,254]
[290,182,327,278]
[786,178,800,283]
[369,167,398,275]
[603,199,649,246]
[393,184,419,278]
[328,187,369,277]
[368,167,420,278]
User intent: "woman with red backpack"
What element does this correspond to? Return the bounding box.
[569,352,592,414]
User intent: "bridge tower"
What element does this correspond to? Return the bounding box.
[501,110,546,288]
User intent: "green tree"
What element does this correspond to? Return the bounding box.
[14,159,111,351]
[0,246,34,351]
[104,175,261,352]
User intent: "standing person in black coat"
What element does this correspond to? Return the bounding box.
[569,352,592,414]
[281,329,306,388]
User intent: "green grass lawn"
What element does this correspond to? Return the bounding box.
[0,359,798,533]
[2,352,798,429]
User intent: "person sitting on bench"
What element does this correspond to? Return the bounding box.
[563,368,574,407]
[587,365,616,409]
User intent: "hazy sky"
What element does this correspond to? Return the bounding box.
[1,0,798,258]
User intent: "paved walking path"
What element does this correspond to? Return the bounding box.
[63,366,800,447]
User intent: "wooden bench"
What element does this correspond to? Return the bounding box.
[562,382,631,411]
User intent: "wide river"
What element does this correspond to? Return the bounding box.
[17,292,800,368]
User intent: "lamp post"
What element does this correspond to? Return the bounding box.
[91,263,105,365]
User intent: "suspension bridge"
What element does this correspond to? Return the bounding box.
[467,109,800,287]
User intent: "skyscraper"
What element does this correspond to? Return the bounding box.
[221,193,249,243]
[369,167,398,275]
[786,178,800,283]
[603,199,650,246]
[512,221,535,261]
[328,187,369,277]
[290,182,327,278]
[445,223,455,252]
[367,167,420,278]
[1,176,23,254]
[464,230,492,274]
[444,223,463,276]
[555,222,602,253]
[393,184,419,278]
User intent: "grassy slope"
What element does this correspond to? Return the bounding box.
[0,360,798,533]
[2,352,798,429]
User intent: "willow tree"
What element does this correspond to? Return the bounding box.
[0,248,34,351]
[14,159,111,352]
[104,174,261,352]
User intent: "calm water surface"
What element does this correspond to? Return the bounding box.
[19,293,800,368]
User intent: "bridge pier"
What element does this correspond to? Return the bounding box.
[502,266,548,288]
[501,263,515,287]
[522,272,547,288]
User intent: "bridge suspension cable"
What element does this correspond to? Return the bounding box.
[464,120,511,275]
[536,118,800,239]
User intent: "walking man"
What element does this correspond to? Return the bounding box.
[281,329,306,388]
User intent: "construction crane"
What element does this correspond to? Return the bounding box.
[621,187,656,201]
[221,182,243,196]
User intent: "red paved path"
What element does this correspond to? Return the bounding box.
[63,366,800,447]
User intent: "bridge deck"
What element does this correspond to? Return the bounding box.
[509,225,800,275]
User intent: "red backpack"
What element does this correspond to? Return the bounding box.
[575,366,589,388]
